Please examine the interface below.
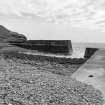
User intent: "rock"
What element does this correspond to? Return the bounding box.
[0,25,27,43]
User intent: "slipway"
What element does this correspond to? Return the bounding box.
[72,49,105,104]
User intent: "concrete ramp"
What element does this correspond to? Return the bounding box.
[72,49,105,102]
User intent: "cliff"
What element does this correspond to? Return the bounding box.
[0,25,27,43]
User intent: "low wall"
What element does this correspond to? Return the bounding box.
[84,48,98,59]
[10,40,73,55]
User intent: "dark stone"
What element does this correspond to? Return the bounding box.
[88,75,94,77]
[0,25,27,43]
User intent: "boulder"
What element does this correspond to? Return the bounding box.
[0,25,27,43]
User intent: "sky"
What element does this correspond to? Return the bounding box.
[0,0,105,42]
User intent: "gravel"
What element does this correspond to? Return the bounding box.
[0,52,104,105]
[2,52,87,76]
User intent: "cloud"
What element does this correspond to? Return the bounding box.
[0,0,93,16]
[0,0,105,30]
